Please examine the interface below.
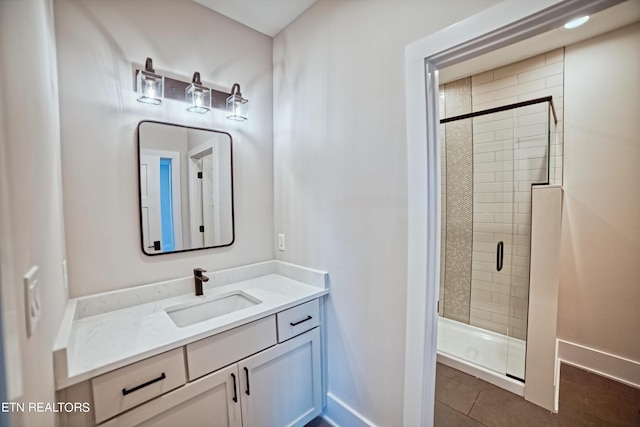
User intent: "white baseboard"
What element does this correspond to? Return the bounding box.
[557,339,640,389]
[323,392,377,427]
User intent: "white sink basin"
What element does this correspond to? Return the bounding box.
[166,291,261,327]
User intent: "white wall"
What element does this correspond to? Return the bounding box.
[0,0,68,424]
[273,0,499,424]
[54,0,275,297]
[558,23,640,362]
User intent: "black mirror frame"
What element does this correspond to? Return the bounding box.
[136,120,235,256]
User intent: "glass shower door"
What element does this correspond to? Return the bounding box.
[470,110,515,376]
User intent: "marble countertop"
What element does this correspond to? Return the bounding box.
[53,261,328,390]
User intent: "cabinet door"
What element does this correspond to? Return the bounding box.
[101,365,242,427]
[239,328,322,427]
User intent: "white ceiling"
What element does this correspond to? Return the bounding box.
[440,0,640,83]
[194,0,318,37]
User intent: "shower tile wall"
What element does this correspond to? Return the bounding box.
[441,78,473,324]
[440,49,564,340]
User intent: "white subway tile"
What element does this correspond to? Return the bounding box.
[517,61,563,84]
[474,192,496,202]
[517,202,531,214]
[473,96,519,111]
[474,172,496,183]
[514,146,547,160]
[472,70,494,85]
[473,270,493,282]
[472,280,511,295]
[515,123,547,139]
[473,91,496,106]
[545,48,564,64]
[495,150,514,161]
[473,131,496,144]
[470,307,493,321]
[494,129,514,141]
[517,111,548,127]
[491,312,509,326]
[493,54,546,80]
[546,73,563,88]
[472,75,518,96]
[495,78,546,99]
[475,152,495,163]
[473,260,496,272]
[494,192,514,203]
[473,231,495,242]
[471,289,493,302]
[474,213,495,224]
[474,117,513,134]
[490,274,509,286]
[472,299,509,315]
[473,251,495,263]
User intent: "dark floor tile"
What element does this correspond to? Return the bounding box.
[559,364,640,426]
[304,416,332,427]
[437,363,497,391]
[551,403,620,427]
[469,387,553,427]
[588,371,640,405]
[435,373,480,415]
[559,363,590,385]
[434,362,639,427]
[434,401,485,427]
[559,377,591,408]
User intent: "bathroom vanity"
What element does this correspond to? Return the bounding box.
[53,261,328,426]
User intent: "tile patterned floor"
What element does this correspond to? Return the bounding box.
[306,362,640,426]
[435,362,640,426]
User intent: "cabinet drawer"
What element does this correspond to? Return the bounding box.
[92,347,186,424]
[276,299,320,342]
[186,315,276,381]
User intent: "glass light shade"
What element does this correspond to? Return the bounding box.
[186,83,211,114]
[226,93,248,121]
[137,70,164,105]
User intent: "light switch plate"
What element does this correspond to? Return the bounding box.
[24,266,41,337]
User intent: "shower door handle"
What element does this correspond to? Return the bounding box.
[496,241,504,272]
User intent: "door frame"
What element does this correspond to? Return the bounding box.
[140,148,184,251]
[402,1,623,425]
[188,143,214,247]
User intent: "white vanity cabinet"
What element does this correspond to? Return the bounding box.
[238,327,322,427]
[61,298,324,427]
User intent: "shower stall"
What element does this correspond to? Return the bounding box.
[436,81,560,389]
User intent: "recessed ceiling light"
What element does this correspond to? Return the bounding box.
[564,16,589,29]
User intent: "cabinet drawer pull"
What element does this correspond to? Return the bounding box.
[290,316,313,327]
[122,372,166,396]
[230,373,238,403]
[244,367,250,395]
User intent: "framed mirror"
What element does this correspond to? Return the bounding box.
[137,121,234,255]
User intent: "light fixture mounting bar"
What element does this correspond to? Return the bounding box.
[134,70,230,109]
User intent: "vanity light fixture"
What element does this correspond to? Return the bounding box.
[136,57,164,105]
[134,57,249,122]
[226,83,249,121]
[563,16,589,29]
[186,72,211,114]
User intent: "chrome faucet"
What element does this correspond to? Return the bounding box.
[193,268,209,296]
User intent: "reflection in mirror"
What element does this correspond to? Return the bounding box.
[137,121,234,255]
